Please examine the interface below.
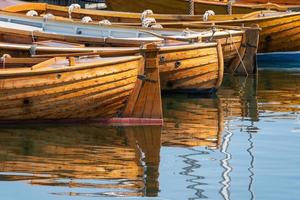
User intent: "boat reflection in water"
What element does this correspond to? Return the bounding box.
[0,69,299,199]
[162,94,224,149]
[0,125,161,197]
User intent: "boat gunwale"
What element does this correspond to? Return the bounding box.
[0,55,143,77]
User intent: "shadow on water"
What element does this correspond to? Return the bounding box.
[0,69,299,199]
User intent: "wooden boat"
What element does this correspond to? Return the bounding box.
[236,0,300,6]
[2,4,259,74]
[0,39,224,92]
[0,125,162,196]
[104,0,299,14]
[257,51,300,68]
[3,2,298,22]
[142,10,300,53]
[0,11,258,75]
[0,54,163,124]
[0,11,226,91]
[3,2,204,22]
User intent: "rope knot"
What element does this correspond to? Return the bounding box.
[203,10,215,21]
[68,4,81,19]
[81,16,93,23]
[99,19,111,25]
[26,10,38,17]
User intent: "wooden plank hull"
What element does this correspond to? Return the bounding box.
[0,41,224,92]
[3,3,204,22]
[0,56,151,121]
[237,0,300,5]
[105,0,297,14]
[206,12,300,53]
[159,42,224,91]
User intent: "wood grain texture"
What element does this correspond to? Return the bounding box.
[0,56,147,121]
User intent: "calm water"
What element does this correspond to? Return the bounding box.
[0,69,299,200]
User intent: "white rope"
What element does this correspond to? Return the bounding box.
[227,1,233,15]
[141,9,153,22]
[189,0,194,15]
[81,16,93,23]
[203,10,215,22]
[43,13,55,22]
[68,4,81,19]
[31,30,36,42]
[141,17,163,28]
[226,30,248,75]
[98,19,111,25]
[1,54,11,69]
[26,10,38,17]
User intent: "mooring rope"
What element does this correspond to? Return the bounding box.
[68,4,81,19]
[189,0,195,15]
[225,30,249,76]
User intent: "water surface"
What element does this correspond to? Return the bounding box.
[0,69,299,200]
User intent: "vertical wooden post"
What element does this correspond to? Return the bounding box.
[123,43,163,120]
[228,24,260,75]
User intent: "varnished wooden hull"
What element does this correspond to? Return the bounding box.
[159,43,224,91]
[237,0,300,5]
[105,0,296,14]
[206,12,300,52]
[0,41,224,92]
[0,56,145,121]
[3,2,204,22]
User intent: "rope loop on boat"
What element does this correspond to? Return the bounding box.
[203,10,215,22]
[141,10,163,28]
[141,9,154,21]
[227,1,233,15]
[43,13,55,22]
[209,26,217,42]
[141,17,163,28]
[68,4,81,19]
[226,30,248,76]
[81,16,93,23]
[29,44,37,56]
[1,54,11,69]
[26,10,38,17]
[189,0,194,15]
[31,30,36,42]
[98,19,111,25]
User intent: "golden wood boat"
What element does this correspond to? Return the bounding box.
[144,10,300,53]
[0,10,258,75]
[3,2,204,22]
[0,125,162,196]
[2,4,259,74]
[0,54,163,124]
[0,11,226,91]
[0,40,224,92]
[236,0,300,5]
[104,0,298,14]
[4,2,298,22]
